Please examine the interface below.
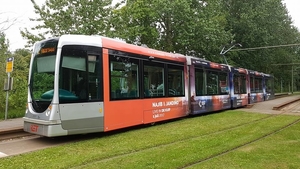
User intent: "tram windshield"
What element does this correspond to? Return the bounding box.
[30,39,103,113]
[29,39,58,112]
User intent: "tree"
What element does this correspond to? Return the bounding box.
[0,32,10,83]
[0,12,18,33]
[222,0,299,68]
[0,49,31,112]
[222,0,300,92]
[0,32,11,111]
[7,50,31,110]
[24,0,232,61]
[111,0,232,61]
[22,0,114,47]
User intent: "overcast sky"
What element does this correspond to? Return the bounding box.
[0,0,300,51]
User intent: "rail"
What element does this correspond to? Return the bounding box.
[273,97,300,110]
[274,93,290,98]
[0,128,33,141]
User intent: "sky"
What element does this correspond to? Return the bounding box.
[0,0,300,51]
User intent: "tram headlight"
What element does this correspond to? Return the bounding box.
[25,104,28,114]
[46,109,51,116]
[45,105,52,116]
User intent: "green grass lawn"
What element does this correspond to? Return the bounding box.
[1,110,300,169]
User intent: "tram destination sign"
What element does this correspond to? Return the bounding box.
[6,57,14,73]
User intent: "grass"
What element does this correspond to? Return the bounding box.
[0,108,24,120]
[0,110,300,169]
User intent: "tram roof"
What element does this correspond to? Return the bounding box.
[56,35,186,63]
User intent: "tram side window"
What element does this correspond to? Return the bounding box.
[250,76,263,93]
[144,62,164,97]
[110,55,139,100]
[195,69,206,96]
[255,78,263,93]
[234,74,247,94]
[250,76,255,93]
[206,70,228,95]
[241,75,247,94]
[88,54,103,101]
[167,65,184,96]
[219,72,228,94]
[207,71,219,95]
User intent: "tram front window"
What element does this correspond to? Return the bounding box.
[30,54,56,112]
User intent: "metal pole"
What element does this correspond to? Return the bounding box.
[292,65,294,94]
[5,73,10,120]
[280,79,282,93]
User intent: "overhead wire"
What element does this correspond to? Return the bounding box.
[230,43,300,52]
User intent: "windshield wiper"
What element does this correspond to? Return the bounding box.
[28,83,40,111]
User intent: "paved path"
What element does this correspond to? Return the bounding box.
[240,95,300,115]
[0,118,23,134]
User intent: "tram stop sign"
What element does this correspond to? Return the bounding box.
[6,57,14,73]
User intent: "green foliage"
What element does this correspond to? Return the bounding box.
[0,108,24,119]
[223,0,300,69]
[22,0,114,47]
[112,0,232,61]
[8,53,30,109]
[0,32,11,112]
[0,49,30,112]
[32,73,54,99]
[221,0,300,91]
[20,0,300,93]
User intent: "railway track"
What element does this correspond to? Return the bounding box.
[274,93,290,99]
[0,128,33,142]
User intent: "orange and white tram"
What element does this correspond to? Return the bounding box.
[24,35,189,137]
[24,35,275,137]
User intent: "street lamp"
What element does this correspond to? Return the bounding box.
[220,43,242,65]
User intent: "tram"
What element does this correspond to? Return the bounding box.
[23,35,275,137]
[24,35,189,137]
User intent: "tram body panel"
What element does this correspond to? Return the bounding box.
[231,94,248,108]
[59,102,104,131]
[191,95,231,114]
[103,100,144,131]
[249,93,264,104]
[142,97,188,124]
[24,103,67,137]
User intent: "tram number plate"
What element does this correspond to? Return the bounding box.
[30,124,40,133]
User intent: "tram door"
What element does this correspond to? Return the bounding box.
[58,46,104,132]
